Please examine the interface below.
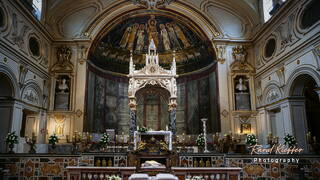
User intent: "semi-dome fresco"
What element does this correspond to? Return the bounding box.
[89,15,216,74]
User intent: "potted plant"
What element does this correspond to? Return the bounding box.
[196,134,205,152]
[48,134,59,153]
[5,132,19,153]
[284,134,297,148]
[99,132,110,151]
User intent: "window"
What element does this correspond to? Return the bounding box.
[29,37,40,57]
[263,0,287,22]
[32,0,42,20]
[264,38,276,58]
[0,8,4,27]
[300,0,320,29]
[263,0,273,22]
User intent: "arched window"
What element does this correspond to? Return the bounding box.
[32,0,42,20]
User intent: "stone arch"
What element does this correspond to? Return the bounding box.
[262,82,283,106]
[0,64,19,99]
[285,66,320,97]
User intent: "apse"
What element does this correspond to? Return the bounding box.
[85,14,219,135]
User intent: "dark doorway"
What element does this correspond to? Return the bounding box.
[304,80,320,142]
[0,73,14,153]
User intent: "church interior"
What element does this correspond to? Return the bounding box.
[0,0,320,179]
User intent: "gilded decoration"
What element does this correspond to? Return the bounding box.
[24,160,34,177]
[40,163,61,176]
[243,165,265,176]
[90,15,215,74]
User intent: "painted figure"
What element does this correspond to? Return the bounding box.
[120,26,132,48]
[148,16,159,48]
[127,23,139,51]
[166,23,181,50]
[136,24,146,51]
[173,23,190,48]
[160,24,171,51]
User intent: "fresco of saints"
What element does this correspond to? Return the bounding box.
[166,23,181,50]
[136,24,146,51]
[160,24,171,51]
[148,16,159,48]
[173,23,190,48]
[127,23,139,51]
[120,26,132,48]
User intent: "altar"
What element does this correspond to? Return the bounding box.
[134,131,173,151]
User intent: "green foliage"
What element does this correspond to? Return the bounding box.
[5,132,19,145]
[48,134,59,145]
[246,134,258,146]
[100,132,110,147]
[196,134,205,147]
[284,134,297,148]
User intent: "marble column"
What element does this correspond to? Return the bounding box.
[169,108,177,136]
[37,110,47,144]
[129,98,137,140]
[169,98,177,136]
[129,109,137,138]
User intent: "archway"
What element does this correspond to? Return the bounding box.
[136,86,170,131]
[289,74,320,143]
[0,72,15,152]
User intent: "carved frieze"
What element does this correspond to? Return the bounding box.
[129,0,176,9]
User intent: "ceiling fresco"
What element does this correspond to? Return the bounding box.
[89,15,216,74]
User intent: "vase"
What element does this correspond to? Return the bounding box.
[50,143,56,153]
[8,144,14,154]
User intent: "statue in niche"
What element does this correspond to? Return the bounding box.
[136,24,146,51]
[173,23,190,48]
[234,76,251,110]
[54,115,66,135]
[120,26,132,48]
[54,75,71,110]
[127,23,139,51]
[236,78,248,92]
[147,16,159,48]
[166,23,181,50]
[160,24,171,51]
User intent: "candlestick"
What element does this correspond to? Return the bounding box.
[201,118,209,153]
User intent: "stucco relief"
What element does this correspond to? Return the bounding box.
[263,84,283,105]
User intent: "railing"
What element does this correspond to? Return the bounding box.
[66,166,136,180]
[172,167,241,180]
[66,166,241,180]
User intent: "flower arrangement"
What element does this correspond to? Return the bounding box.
[284,134,297,148]
[6,131,19,153]
[137,126,148,133]
[99,132,110,147]
[48,134,59,146]
[109,175,122,180]
[196,134,205,147]
[246,134,258,146]
[6,132,19,145]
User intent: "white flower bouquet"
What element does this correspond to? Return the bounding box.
[246,134,258,146]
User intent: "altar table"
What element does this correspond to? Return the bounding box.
[134,131,173,151]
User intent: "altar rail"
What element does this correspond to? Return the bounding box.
[0,154,320,179]
[172,167,241,180]
[67,166,136,180]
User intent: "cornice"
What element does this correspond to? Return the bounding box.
[9,0,54,42]
[251,0,298,43]
[0,39,50,80]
